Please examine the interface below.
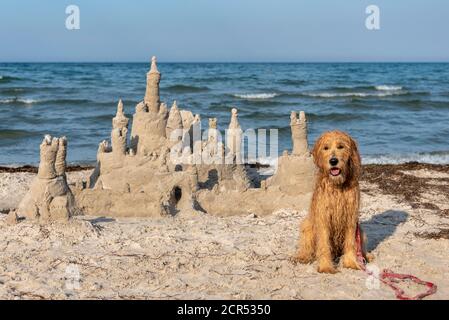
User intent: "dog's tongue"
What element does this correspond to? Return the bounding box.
[330,168,341,176]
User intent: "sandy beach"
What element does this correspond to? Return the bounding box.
[0,163,448,299]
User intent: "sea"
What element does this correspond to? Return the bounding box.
[0,62,448,165]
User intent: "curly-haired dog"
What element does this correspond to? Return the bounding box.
[292,131,372,273]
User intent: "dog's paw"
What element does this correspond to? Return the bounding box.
[365,252,374,263]
[341,254,362,270]
[317,261,338,274]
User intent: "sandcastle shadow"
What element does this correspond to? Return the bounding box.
[198,169,219,190]
[361,210,409,252]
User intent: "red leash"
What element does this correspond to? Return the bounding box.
[355,225,437,300]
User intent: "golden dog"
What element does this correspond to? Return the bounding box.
[292,130,372,273]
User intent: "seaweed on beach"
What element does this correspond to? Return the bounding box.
[415,228,449,240]
[362,162,449,210]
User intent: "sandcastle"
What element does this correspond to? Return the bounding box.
[16,56,316,220]
[16,135,77,221]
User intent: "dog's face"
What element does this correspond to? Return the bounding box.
[312,131,361,185]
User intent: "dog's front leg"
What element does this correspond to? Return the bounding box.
[316,227,337,273]
[291,217,315,264]
[341,225,361,270]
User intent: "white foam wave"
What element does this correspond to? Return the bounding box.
[0,98,37,104]
[233,93,278,99]
[256,153,449,176]
[305,91,406,98]
[19,98,37,104]
[248,156,279,176]
[363,152,449,164]
[375,85,403,91]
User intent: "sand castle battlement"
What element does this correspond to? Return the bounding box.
[16,57,315,221]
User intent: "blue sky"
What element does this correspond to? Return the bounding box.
[0,0,448,62]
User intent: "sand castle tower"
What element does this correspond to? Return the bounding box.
[290,111,308,156]
[166,101,183,141]
[110,99,130,166]
[16,135,77,221]
[113,99,129,130]
[144,56,161,113]
[226,108,243,163]
[264,110,315,196]
[130,56,169,155]
[204,118,219,159]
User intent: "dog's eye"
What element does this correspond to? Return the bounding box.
[337,145,344,149]
[323,146,329,150]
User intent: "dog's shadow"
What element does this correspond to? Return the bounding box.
[361,210,409,252]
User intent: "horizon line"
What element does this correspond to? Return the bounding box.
[1,60,449,64]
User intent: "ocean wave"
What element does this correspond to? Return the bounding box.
[363,151,449,164]
[0,88,26,95]
[0,129,35,139]
[0,75,22,83]
[0,98,37,104]
[308,112,367,122]
[253,153,449,175]
[233,93,279,99]
[0,86,74,95]
[164,84,210,93]
[0,97,128,106]
[375,85,403,91]
[255,152,449,173]
[254,156,279,175]
[195,76,234,82]
[302,90,408,98]
[277,79,307,85]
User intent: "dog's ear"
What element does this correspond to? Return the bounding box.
[312,136,323,169]
[348,136,361,180]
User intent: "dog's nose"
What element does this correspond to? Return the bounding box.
[329,157,339,166]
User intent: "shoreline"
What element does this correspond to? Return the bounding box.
[1,162,448,219]
[1,160,448,172]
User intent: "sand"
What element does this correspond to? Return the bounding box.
[0,163,448,299]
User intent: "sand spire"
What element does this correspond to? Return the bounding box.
[290,111,309,156]
[113,99,129,130]
[166,100,183,140]
[38,135,59,179]
[227,108,242,161]
[55,136,67,176]
[144,56,161,113]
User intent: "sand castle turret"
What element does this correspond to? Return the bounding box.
[264,110,315,196]
[226,108,242,163]
[166,101,183,140]
[17,135,77,221]
[208,118,218,142]
[290,111,308,156]
[130,57,168,155]
[190,114,202,161]
[144,56,161,113]
[205,118,219,158]
[111,128,128,163]
[113,99,129,130]
[37,135,59,179]
[55,136,67,176]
